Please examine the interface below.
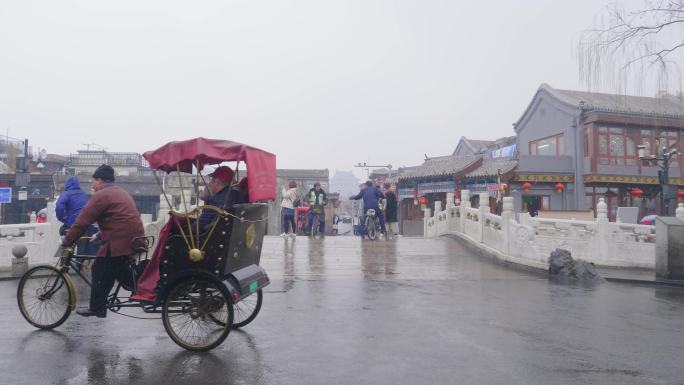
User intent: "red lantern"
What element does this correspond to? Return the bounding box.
[499,183,509,192]
[419,196,428,206]
[630,188,644,198]
[522,182,532,192]
[678,190,684,199]
[555,183,564,193]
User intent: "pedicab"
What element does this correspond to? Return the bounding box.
[17,137,276,351]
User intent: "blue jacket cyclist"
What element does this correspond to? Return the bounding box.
[350,181,386,233]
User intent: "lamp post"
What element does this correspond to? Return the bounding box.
[638,144,679,216]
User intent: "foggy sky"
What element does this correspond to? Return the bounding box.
[0,0,644,177]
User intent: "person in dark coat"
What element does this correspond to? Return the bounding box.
[199,166,243,230]
[350,181,386,233]
[62,165,145,318]
[383,183,398,237]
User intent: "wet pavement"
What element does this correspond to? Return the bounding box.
[2,235,684,385]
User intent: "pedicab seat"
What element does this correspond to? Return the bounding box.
[152,203,270,301]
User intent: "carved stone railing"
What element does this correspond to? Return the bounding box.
[425,192,657,269]
[0,197,170,270]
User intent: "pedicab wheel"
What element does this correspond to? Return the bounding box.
[17,265,74,329]
[233,289,263,328]
[162,277,233,352]
[209,289,262,328]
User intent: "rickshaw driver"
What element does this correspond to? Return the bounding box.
[62,165,146,318]
[198,166,243,230]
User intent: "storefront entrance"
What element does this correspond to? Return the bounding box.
[522,195,549,215]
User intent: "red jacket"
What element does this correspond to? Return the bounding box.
[65,184,145,257]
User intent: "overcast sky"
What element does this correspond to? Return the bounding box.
[0,0,646,178]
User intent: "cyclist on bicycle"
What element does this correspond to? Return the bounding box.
[306,182,328,236]
[349,180,386,234]
[62,165,145,318]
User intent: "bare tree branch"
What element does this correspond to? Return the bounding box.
[579,0,684,94]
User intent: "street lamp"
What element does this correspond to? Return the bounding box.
[638,143,679,216]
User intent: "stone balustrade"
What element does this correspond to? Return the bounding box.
[425,191,657,269]
[0,196,170,271]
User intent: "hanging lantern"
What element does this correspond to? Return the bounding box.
[499,183,509,192]
[677,190,684,199]
[555,183,565,193]
[630,188,644,198]
[522,182,532,192]
[419,196,428,206]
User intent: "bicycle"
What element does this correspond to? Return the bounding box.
[364,209,380,240]
[17,236,153,330]
[309,211,323,237]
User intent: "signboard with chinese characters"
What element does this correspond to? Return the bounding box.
[398,188,416,200]
[465,182,499,198]
[0,187,11,203]
[417,181,456,195]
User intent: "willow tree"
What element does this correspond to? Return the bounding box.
[579,0,684,95]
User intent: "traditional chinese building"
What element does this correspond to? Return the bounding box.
[513,83,684,220]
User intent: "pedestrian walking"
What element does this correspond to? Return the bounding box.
[383,183,399,238]
[280,181,298,238]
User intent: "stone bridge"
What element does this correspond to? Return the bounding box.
[424,190,665,270]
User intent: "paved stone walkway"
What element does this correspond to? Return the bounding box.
[1,236,684,385]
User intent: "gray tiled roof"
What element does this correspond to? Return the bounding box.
[464,159,518,179]
[542,83,684,117]
[464,138,495,152]
[398,155,481,180]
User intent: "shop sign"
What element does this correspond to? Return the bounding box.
[398,188,415,200]
[417,181,456,195]
[466,182,499,197]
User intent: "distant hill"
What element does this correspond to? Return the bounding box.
[330,170,361,198]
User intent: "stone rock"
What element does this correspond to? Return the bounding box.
[548,248,605,284]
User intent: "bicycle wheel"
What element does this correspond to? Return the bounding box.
[233,289,263,328]
[366,217,377,240]
[17,265,75,329]
[311,215,319,237]
[162,277,233,351]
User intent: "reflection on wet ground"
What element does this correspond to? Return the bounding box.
[2,236,684,385]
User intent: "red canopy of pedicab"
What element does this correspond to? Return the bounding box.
[143,137,276,202]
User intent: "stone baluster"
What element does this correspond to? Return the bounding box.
[478,192,490,242]
[677,203,684,221]
[434,201,442,213]
[446,193,455,208]
[501,196,514,255]
[461,190,471,208]
[596,198,608,222]
[479,192,490,209]
[423,207,432,237]
[502,196,514,214]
